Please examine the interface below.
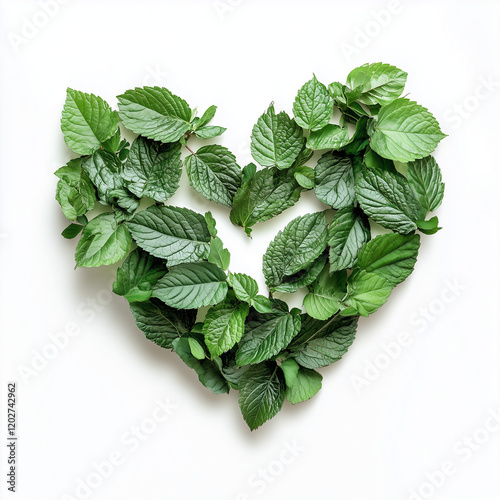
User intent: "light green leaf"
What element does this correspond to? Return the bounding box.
[328,207,371,271]
[251,295,274,314]
[208,237,231,271]
[204,211,218,237]
[262,212,328,288]
[280,358,300,387]
[284,364,322,405]
[406,156,445,213]
[227,272,259,302]
[75,213,131,268]
[185,145,242,207]
[314,152,355,209]
[344,271,393,317]
[238,362,285,430]
[117,86,192,143]
[293,166,315,189]
[346,62,407,106]
[306,124,350,150]
[152,262,228,309]
[126,205,210,265]
[369,98,446,162]
[293,75,333,131]
[61,88,119,155]
[250,104,304,169]
[356,233,420,286]
[194,104,217,129]
[203,302,249,358]
[188,338,206,360]
[417,216,442,235]
[195,125,226,139]
[122,137,182,203]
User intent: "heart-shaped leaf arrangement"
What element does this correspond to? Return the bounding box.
[55,63,445,430]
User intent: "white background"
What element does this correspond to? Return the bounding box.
[1,1,499,499]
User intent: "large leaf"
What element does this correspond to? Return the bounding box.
[61,88,119,155]
[236,309,301,366]
[203,302,249,358]
[185,145,242,207]
[152,262,228,309]
[250,104,304,169]
[281,359,323,404]
[75,213,131,267]
[343,271,393,317]
[117,86,192,143]
[346,62,407,106]
[230,165,302,236]
[293,75,333,131]
[328,206,371,271]
[354,165,425,234]
[238,362,285,430]
[227,272,259,303]
[356,233,420,286]
[306,124,350,150]
[126,205,210,265]
[314,152,355,209]
[129,298,196,349]
[122,136,182,202]
[113,248,166,302]
[406,156,445,213]
[263,212,328,288]
[369,98,446,162]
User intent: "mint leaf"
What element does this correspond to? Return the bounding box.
[346,62,407,106]
[230,166,302,235]
[194,125,226,139]
[208,237,231,271]
[280,358,299,386]
[238,362,285,430]
[75,213,131,268]
[185,145,242,207]
[250,104,304,169]
[113,248,166,302]
[262,212,328,288]
[369,98,446,162]
[126,205,210,265]
[293,75,333,131]
[293,166,315,189]
[251,295,274,314]
[416,216,442,235]
[152,262,228,309]
[188,338,206,360]
[354,165,424,234]
[123,137,182,203]
[204,211,218,237]
[236,309,301,365]
[290,316,358,369]
[61,88,119,155]
[117,86,192,143]
[328,206,371,272]
[356,233,420,286]
[281,359,323,404]
[203,302,249,358]
[61,223,84,239]
[344,271,393,317]
[314,152,355,209]
[306,124,350,150]
[172,337,229,394]
[195,105,217,129]
[343,116,369,155]
[272,254,326,294]
[406,156,445,213]
[227,272,259,303]
[129,298,196,349]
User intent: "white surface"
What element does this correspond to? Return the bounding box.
[1,1,499,499]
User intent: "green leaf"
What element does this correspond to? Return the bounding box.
[344,271,393,317]
[117,86,192,143]
[293,166,315,189]
[328,207,371,272]
[306,124,350,150]
[227,272,259,302]
[75,213,131,268]
[203,302,249,358]
[188,337,206,360]
[369,98,446,162]
[346,62,407,106]
[354,165,425,234]
[282,361,323,405]
[204,212,218,237]
[230,166,302,236]
[129,298,196,349]
[417,216,442,235]
[185,145,242,207]
[314,152,355,209]
[251,295,274,314]
[293,75,333,131]
[238,362,285,430]
[262,212,328,288]
[172,337,229,394]
[356,233,420,286]
[195,104,217,129]
[272,254,327,294]
[289,315,358,369]
[152,262,228,309]
[342,116,369,156]
[406,156,445,213]
[195,125,226,139]
[280,358,300,386]
[208,237,231,271]
[61,88,119,155]
[126,205,210,265]
[113,248,166,302]
[122,137,182,203]
[250,104,304,169]
[61,223,84,239]
[236,309,301,365]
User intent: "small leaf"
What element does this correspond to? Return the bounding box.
[195,125,226,139]
[406,156,445,213]
[195,104,217,129]
[284,365,322,405]
[208,237,231,271]
[61,223,84,239]
[293,75,333,131]
[227,273,259,303]
[188,338,206,360]
[306,124,350,150]
[344,271,393,317]
[293,166,315,189]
